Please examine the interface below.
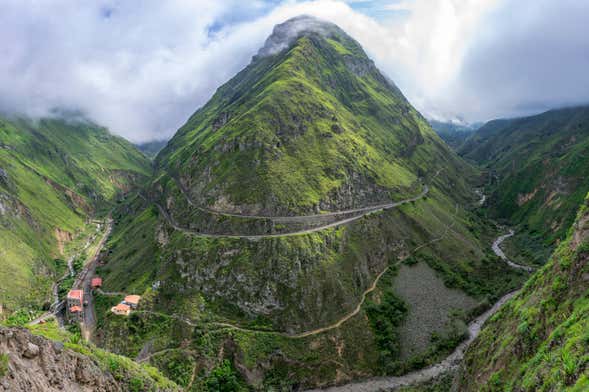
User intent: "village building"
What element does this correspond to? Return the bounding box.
[123,295,141,309]
[67,290,84,322]
[69,305,83,322]
[91,277,102,289]
[111,303,131,316]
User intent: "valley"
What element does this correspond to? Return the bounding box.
[1,12,588,392]
[88,16,526,390]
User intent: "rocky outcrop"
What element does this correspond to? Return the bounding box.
[0,327,119,392]
[0,327,178,392]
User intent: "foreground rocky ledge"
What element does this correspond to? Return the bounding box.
[0,326,178,392]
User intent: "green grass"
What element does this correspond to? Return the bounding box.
[0,353,8,378]
[0,115,150,313]
[460,193,589,390]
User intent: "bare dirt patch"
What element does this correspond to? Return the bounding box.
[54,227,72,255]
[392,262,478,360]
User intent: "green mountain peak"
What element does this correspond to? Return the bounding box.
[156,17,456,216]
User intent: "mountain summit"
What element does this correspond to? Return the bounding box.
[256,15,350,57]
[157,15,466,217]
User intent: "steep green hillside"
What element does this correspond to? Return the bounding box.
[0,115,150,314]
[460,106,589,265]
[157,16,475,216]
[459,193,589,391]
[95,16,524,390]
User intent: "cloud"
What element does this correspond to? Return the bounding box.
[439,0,589,120]
[1,0,588,142]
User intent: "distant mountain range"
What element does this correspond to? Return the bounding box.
[429,119,482,150]
[135,139,168,159]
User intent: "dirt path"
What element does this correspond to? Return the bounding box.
[133,205,461,341]
[95,288,126,297]
[304,229,529,391]
[304,291,517,392]
[492,230,535,272]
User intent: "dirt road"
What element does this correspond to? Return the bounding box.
[156,185,429,240]
[78,217,113,342]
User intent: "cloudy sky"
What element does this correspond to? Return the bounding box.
[1,0,588,142]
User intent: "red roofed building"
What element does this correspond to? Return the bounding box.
[123,295,141,309]
[91,277,102,289]
[111,303,131,316]
[67,290,84,322]
[67,290,83,307]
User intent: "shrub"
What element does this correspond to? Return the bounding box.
[365,290,408,373]
[0,353,8,378]
[205,360,242,392]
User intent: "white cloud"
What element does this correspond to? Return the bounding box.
[1,0,588,141]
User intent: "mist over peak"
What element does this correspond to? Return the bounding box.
[256,15,346,57]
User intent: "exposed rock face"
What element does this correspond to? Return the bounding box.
[0,327,177,392]
[0,327,120,392]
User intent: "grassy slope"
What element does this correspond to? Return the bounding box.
[157,23,475,215]
[95,17,523,390]
[459,106,589,264]
[0,116,150,312]
[459,194,589,391]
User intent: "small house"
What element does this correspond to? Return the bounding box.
[67,289,84,307]
[67,290,84,322]
[91,277,103,289]
[123,295,141,309]
[111,303,131,316]
[69,306,83,322]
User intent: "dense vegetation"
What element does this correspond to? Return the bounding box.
[0,115,150,314]
[459,193,589,391]
[459,106,589,264]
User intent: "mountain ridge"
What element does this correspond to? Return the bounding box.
[91,16,525,390]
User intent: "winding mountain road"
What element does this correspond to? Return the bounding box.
[155,184,429,240]
[175,177,427,222]
[132,204,461,343]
